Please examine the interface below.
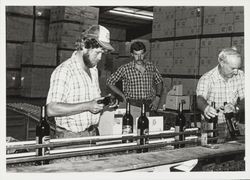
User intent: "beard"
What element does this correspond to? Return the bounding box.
[83,53,94,68]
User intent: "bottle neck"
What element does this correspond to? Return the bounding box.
[126,101,130,114]
[211,101,215,109]
[179,103,183,114]
[41,106,46,121]
[141,103,146,116]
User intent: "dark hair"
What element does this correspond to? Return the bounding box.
[130,41,146,53]
[75,37,101,50]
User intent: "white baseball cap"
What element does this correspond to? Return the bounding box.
[82,25,115,52]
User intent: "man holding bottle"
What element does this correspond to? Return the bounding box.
[46,25,115,138]
[196,47,245,141]
[106,41,163,132]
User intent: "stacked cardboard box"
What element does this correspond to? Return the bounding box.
[50,6,99,24]
[48,6,99,49]
[232,36,244,70]
[159,78,172,109]
[233,7,244,32]
[57,49,74,64]
[22,42,57,66]
[6,16,33,42]
[6,71,21,89]
[199,37,231,75]
[175,6,202,36]
[119,41,131,56]
[172,78,198,95]
[172,39,200,75]
[48,22,88,49]
[6,6,52,96]
[21,67,54,98]
[107,26,126,41]
[151,41,174,74]
[152,7,175,38]
[110,40,120,54]
[203,6,243,34]
[35,18,50,42]
[6,43,22,68]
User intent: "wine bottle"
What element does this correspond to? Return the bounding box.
[36,105,50,165]
[122,100,133,143]
[175,102,186,148]
[211,102,218,140]
[224,102,236,139]
[137,102,149,153]
[207,102,216,138]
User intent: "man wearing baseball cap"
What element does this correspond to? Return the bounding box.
[46,25,115,138]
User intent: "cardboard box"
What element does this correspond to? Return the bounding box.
[98,108,125,136]
[22,42,57,66]
[6,16,33,42]
[6,6,33,16]
[35,19,49,43]
[6,70,21,88]
[165,95,190,110]
[168,84,183,96]
[135,116,164,133]
[6,43,22,68]
[50,6,99,23]
[57,49,74,64]
[21,67,54,98]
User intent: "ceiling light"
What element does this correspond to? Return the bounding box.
[108,8,153,20]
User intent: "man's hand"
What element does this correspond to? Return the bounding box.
[89,97,104,114]
[204,105,218,119]
[150,96,160,111]
[224,103,236,113]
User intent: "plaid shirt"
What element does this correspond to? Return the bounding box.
[107,61,163,100]
[196,65,244,109]
[46,51,101,133]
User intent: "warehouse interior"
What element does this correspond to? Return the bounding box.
[5,6,245,172]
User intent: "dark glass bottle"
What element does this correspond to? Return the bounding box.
[122,100,133,143]
[137,102,149,153]
[224,102,236,139]
[175,102,186,148]
[36,106,50,165]
[210,102,218,142]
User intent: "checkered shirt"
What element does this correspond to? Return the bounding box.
[196,65,244,110]
[46,51,101,133]
[107,61,163,100]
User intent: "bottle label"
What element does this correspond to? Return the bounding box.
[201,133,208,146]
[137,129,149,145]
[175,126,180,141]
[207,122,214,137]
[137,129,141,145]
[42,136,50,155]
[143,128,149,144]
[122,125,132,134]
[143,128,149,135]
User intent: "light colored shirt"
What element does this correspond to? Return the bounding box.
[107,61,163,100]
[46,51,101,132]
[196,65,244,109]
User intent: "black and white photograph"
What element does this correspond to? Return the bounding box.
[1,0,249,179]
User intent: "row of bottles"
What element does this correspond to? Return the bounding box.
[122,100,149,153]
[35,100,242,163]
